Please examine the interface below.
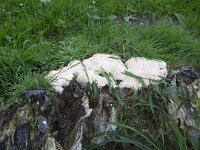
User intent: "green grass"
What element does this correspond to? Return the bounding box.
[2,73,51,110]
[0,0,200,149]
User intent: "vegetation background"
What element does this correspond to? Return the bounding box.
[0,0,200,149]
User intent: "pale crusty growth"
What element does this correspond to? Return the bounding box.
[40,0,51,3]
[119,57,167,88]
[47,54,167,94]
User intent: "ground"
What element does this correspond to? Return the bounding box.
[0,0,200,149]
